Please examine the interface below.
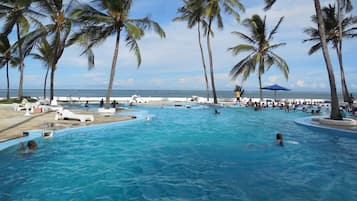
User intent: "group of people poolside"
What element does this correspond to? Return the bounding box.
[243,99,327,115]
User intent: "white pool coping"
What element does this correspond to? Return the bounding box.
[295,116,357,137]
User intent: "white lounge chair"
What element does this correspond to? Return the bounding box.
[55,109,94,122]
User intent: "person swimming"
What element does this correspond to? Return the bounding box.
[215,109,221,115]
[27,140,37,150]
[18,140,37,153]
[275,133,284,147]
[43,131,53,138]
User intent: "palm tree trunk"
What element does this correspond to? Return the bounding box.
[50,65,55,102]
[6,61,10,100]
[337,0,352,103]
[16,22,24,100]
[207,20,218,104]
[258,75,263,102]
[314,0,342,120]
[44,66,50,99]
[336,47,351,103]
[197,22,210,101]
[105,30,121,109]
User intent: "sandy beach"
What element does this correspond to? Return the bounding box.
[0,104,135,142]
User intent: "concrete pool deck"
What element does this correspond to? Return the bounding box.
[0,104,135,143]
[295,116,357,137]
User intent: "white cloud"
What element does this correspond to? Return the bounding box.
[296,80,305,87]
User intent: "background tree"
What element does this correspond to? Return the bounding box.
[229,15,288,101]
[30,37,52,99]
[35,0,75,101]
[0,34,19,100]
[304,4,356,103]
[174,0,210,101]
[0,0,43,100]
[70,0,165,109]
[203,0,245,104]
[337,0,353,103]
[313,0,342,120]
[265,0,343,120]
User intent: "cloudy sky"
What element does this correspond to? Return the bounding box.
[1,0,356,92]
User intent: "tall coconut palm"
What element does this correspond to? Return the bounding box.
[0,0,43,100]
[337,0,353,103]
[30,37,52,99]
[266,0,342,120]
[229,15,289,101]
[34,0,75,101]
[70,0,166,109]
[203,0,245,104]
[174,0,210,101]
[0,34,19,100]
[313,0,342,120]
[304,4,356,103]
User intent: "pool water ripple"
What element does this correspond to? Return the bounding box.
[1,106,357,200]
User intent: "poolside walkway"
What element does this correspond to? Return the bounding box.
[0,104,134,142]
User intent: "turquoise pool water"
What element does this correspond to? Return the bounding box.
[1,106,357,201]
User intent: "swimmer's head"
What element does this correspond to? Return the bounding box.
[27,140,37,150]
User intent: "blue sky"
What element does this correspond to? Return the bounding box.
[1,0,356,92]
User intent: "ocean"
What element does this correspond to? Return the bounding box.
[1,89,355,101]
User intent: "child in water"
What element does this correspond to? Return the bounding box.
[276,133,284,147]
[18,140,37,153]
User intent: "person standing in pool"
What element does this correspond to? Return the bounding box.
[99,98,104,107]
[276,133,284,147]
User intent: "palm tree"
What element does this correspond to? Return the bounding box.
[313,0,342,120]
[34,0,75,101]
[0,34,19,100]
[70,0,166,109]
[0,0,43,100]
[30,37,52,99]
[174,0,210,101]
[203,0,245,104]
[266,0,342,120]
[229,15,289,101]
[304,4,356,103]
[337,0,353,103]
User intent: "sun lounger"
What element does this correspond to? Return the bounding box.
[55,109,94,122]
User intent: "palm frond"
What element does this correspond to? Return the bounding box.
[268,51,289,79]
[230,53,256,80]
[228,44,255,55]
[269,42,286,50]
[268,16,284,41]
[264,0,276,11]
[125,35,142,67]
[231,31,255,44]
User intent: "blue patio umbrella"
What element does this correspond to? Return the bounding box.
[261,84,290,101]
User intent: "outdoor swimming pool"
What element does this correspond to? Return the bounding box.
[1,105,357,201]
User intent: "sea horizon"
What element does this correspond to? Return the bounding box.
[1,89,356,101]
